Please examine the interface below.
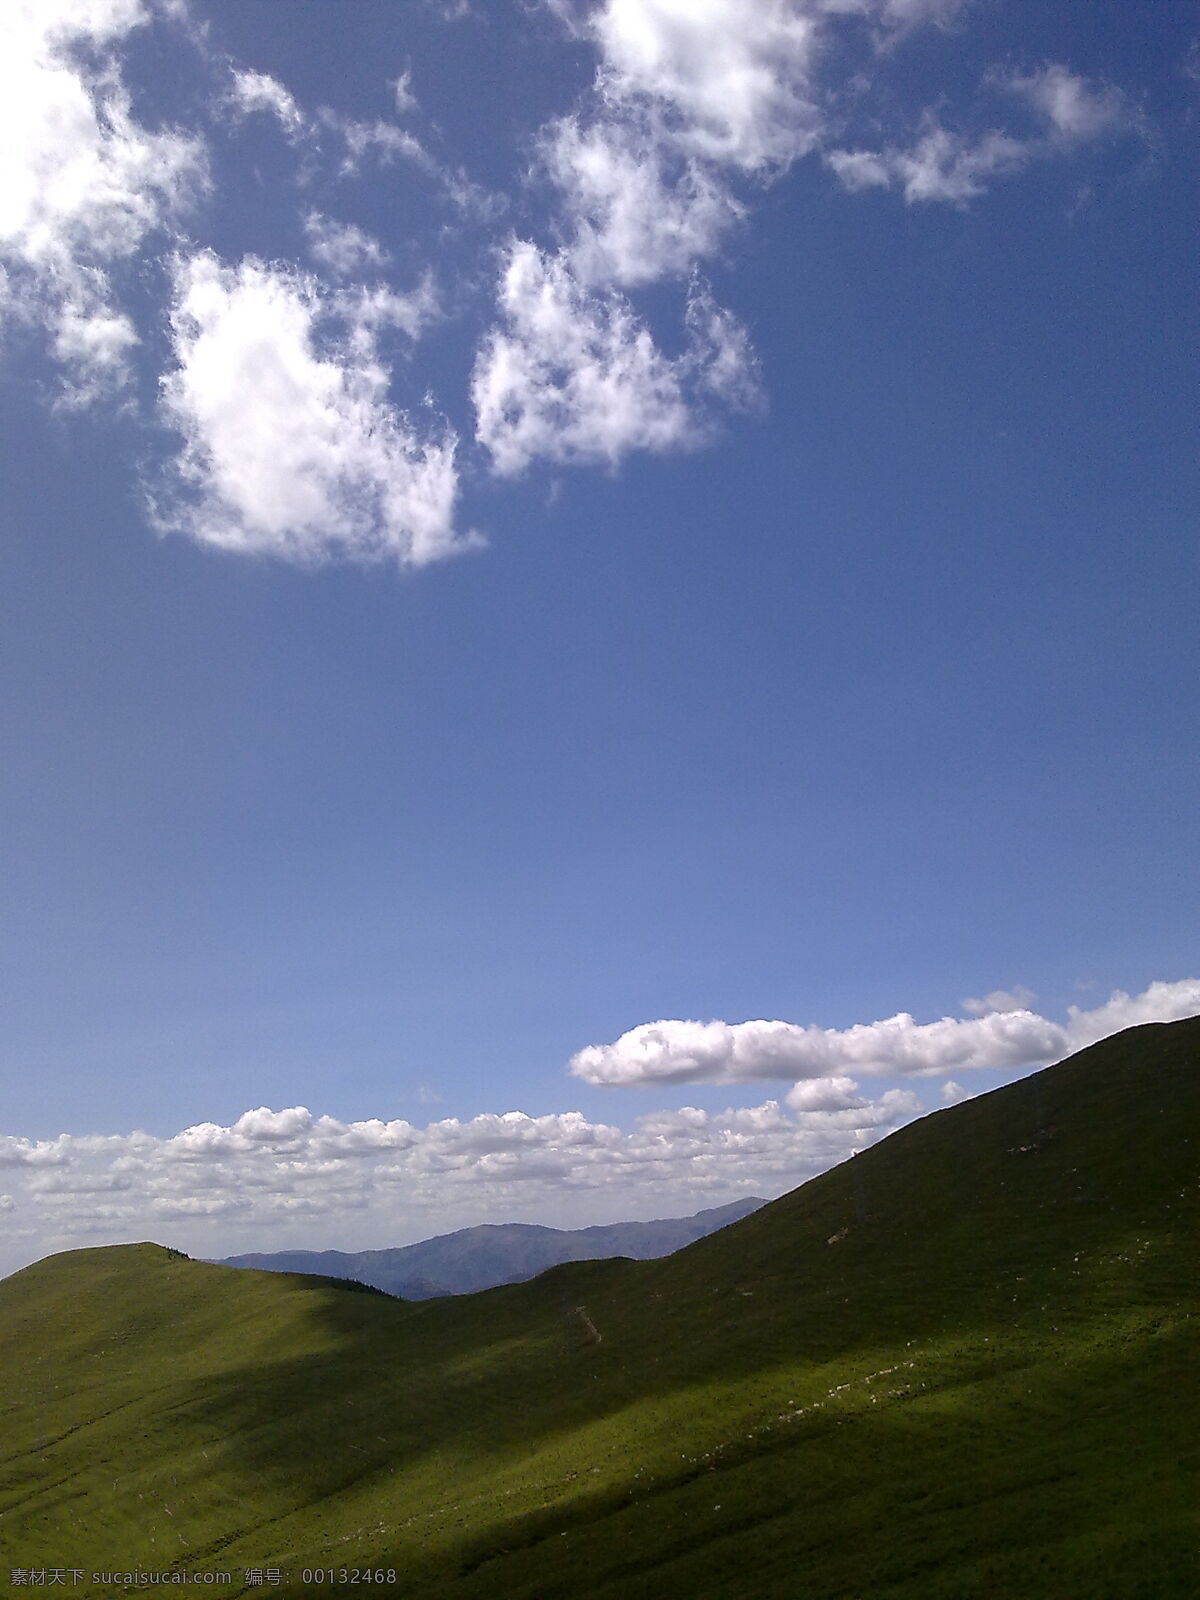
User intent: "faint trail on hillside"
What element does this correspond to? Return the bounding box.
[576,1306,602,1344]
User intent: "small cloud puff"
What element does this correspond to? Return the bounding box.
[962,986,1037,1017]
[303,211,390,277]
[392,69,419,116]
[226,68,305,138]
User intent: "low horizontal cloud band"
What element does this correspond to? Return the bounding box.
[567,979,1200,1087]
[0,1085,918,1271]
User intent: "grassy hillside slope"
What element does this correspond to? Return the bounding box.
[1,1018,1196,1598]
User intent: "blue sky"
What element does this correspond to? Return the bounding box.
[1,0,1197,1273]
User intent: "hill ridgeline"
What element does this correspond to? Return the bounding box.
[216,1198,767,1297]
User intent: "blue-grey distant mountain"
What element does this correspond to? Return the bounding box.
[218,1198,766,1298]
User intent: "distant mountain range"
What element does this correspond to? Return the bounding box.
[217,1197,767,1297]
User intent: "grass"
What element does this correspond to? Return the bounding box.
[0,1017,1197,1597]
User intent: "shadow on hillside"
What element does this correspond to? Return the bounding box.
[169,1278,1200,1599]
[165,1022,1200,1583]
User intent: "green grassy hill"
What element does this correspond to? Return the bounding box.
[1,1018,1197,1598]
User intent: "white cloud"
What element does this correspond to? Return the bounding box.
[784,1074,865,1112]
[323,111,428,176]
[472,240,757,475]
[827,119,1028,203]
[499,0,988,474]
[568,978,1200,1086]
[827,64,1134,204]
[225,67,430,178]
[26,1171,133,1195]
[233,1106,316,1142]
[227,68,305,137]
[0,1135,71,1168]
[303,210,390,276]
[6,981,1192,1272]
[585,0,825,172]
[962,986,1037,1017]
[858,0,968,30]
[1001,63,1129,143]
[392,69,419,116]
[542,114,743,286]
[154,251,472,567]
[0,0,207,401]
[49,295,140,408]
[333,277,441,341]
[534,1,827,307]
[0,1086,922,1272]
[1063,979,1200,1050]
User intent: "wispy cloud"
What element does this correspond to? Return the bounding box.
[472,241,757,475]
[303,210,391,277]
[826,63,1135,204]
[392,68,419,116]
[568,979,1200,1086]
[224,65,430,175]
[826,122,1028,203]
[226,67,305,137]
[1002,63,1130,143]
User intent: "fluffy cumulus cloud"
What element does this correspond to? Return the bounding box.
[0,0,207,403]
[472,241,757,475]
[583,0,825,172]
[1063,979,1200,1049]
[0,0,1158,556]
[154,252,470,566]
[568,978,1200,1086]
[0,0,1149,536]
[541,115,743,287]
[473,0,823,473]
[0,1088,919,1271]
[479,2,1119,475]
